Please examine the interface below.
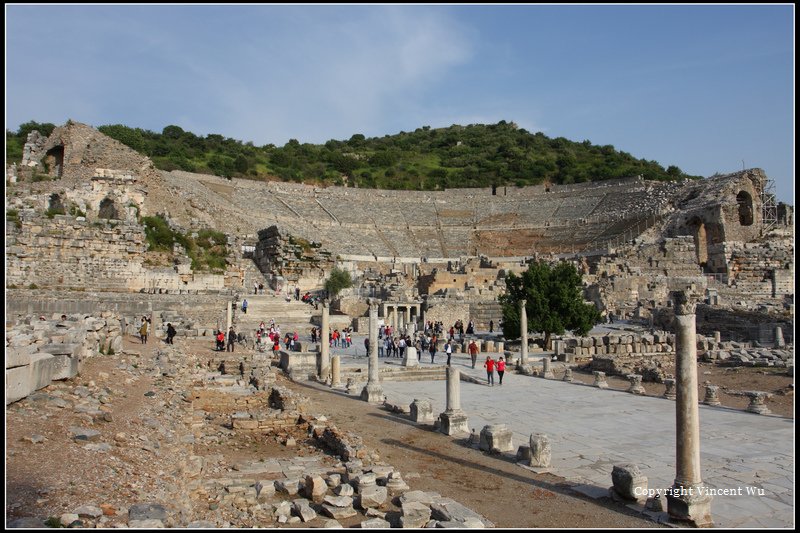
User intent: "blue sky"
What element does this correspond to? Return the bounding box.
[5,4,794,202]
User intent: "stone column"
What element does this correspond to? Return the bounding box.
[361,300,384,403]
[519,299,528,366]
[405,306,411,328]
[667,291,713,527]
[774,326,785,348]
[392,305,398,331]
[663,378,677,400]
[438,366,469,435]
[593,371,609,389]
[226,301,232,333]
[320,300,330,381]
[331,355,341,387]
[713,331,721,344]
[563,368,573,382]
[627,374,645,394]
[702,383,720,406]
[744,391,771,414]
[541,357,554,379]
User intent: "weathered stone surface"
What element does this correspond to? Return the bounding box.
[410,399,435,423]
[303,475,328,502]
[361,517,391,528]
[399,490,441,506]
[430,498,494,527]
[529,434,551,468]
[8,517,45,528]
[275,478,303,496]
[401,501,432,528]
[321,504,358,520]
[358,485,388,509]
[70,427,101,442]
[334,484,354,497]
[128,503,168,521]
[611,464,648,501]
[60,513,80,526]
[128,518,165,528]
[292,499,317,522]
[478,424,514,453]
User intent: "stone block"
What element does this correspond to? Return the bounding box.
[529,434,551,468]
[6,365,33,404]
[438,410,469,436]
[50,354,79,380]
[611,464,647,501]
[357,485,388,509]
[6,346,34,369]
[410,399,434,423]
[400,501,431,528]
[478,424,514,453]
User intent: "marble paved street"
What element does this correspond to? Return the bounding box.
[367,353,794,529]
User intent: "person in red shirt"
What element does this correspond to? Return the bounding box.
[484,356,495,386]
[468,340,479,368]
[497,356,506,385]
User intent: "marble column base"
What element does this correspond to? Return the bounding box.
[360,382,385,404]
[438,409,469,436]
[667,483,714,527]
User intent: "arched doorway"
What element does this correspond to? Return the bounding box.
[688,217,709,267]
[98,197,119,220]
[736,191,754,226]
[45,146,64,178]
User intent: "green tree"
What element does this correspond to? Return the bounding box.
[499,261,601,348]
[324,267,353,299]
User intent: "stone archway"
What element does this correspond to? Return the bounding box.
[48,193,65,215]
[736,191,754,226]
[44,146,64,178]
[688,217,709,267]
[98,197,119,220]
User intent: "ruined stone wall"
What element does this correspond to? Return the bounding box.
[653,305,794,345]
[6,313,123,404]
[423,299,471,329]
[253,225,334,292]
[6,290,232,334]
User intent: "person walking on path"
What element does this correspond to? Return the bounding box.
[253,281,258,295]
[429,340,437,364]
[484,356,495,386]
[489,320,494,333]
[468,340,479,369]
[497,356,506,385]
[139,317,148,344]
[242,298,248,315]
[445,340,453,366]
[166,323,176,345]
[227,327,236,352]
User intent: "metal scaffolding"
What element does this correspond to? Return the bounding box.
[761,178,778,233]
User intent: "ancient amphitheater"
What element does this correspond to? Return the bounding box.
[5,122,795,528]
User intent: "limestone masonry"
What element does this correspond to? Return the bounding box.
[6,121,794,363]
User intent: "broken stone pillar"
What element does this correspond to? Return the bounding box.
[774,326,785,348]
[744,391,771,415]
[403,347,419,367]
[528,433,551,468]
[438,366,469,435]
[667,291,713,527]
[226,301,232,333]
[360,300,384,404]
[713,331,721,344]
[563,368,573,382]
[321,301,330,381]
[331,355,341,388]
[541,357,554,379]
[702,383,721,406]
[495,341,504,353]
[663,378,677,400]
[479,424,514,453]
[150,312,161,340]
[410,399,434,423]
[611,464,648,502]
[593,371,609,389]
[519,299,528,366]
[626,374,645,394]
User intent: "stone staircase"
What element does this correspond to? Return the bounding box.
[233,294,317,337]
[469,301,504,331]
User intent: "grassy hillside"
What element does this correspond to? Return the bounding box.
[6,120,700,189]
